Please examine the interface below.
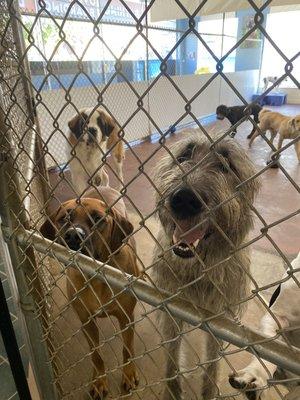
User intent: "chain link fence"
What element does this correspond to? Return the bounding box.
[0,0,299,399]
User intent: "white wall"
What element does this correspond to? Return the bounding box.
[37,70,259,167]
[219,70,260,106]
[147,70,260,132]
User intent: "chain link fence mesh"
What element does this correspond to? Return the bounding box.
[0,0,299,399]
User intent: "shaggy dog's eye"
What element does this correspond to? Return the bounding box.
[176,143,195,163]
[216,150,235,174]
[217,161,230,173]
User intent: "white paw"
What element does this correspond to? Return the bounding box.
[229,368,268,400]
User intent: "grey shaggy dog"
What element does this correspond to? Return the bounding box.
[150,134,260,399]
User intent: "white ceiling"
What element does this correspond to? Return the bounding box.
[150,0,300,22]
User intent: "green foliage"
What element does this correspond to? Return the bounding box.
[23,19,33,45]
[22,17,58,46]
[41,22,59,44]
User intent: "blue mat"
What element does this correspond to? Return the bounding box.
[252,93,287,106]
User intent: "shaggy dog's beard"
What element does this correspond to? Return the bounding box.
[159,196,233,261]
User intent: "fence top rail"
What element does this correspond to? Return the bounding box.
[16,227,300,376]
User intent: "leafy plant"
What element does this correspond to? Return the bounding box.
[41,22,59,44]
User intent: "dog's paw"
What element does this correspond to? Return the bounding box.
[90,376,109,399]
[229,369,267,400]
[122,363,139,392]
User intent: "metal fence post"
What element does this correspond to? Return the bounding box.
[0,275,32,400]
[0,110,58,400]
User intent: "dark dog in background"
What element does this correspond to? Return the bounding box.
[216,104,262,139]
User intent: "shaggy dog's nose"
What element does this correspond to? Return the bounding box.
[170,188,202,219]
[64,228,86,251]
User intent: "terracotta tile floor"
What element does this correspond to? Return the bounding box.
[49,104,300,257]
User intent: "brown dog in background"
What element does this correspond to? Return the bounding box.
[40,186,139,398]
[68,107,125,195]
[249,110,300,162]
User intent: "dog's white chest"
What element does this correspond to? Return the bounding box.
[69,141,106,175]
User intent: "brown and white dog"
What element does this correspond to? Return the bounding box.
[249,110,300,162]
[40,186,139,398]
[67,107,125,194]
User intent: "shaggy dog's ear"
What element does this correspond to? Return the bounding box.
[96,111,115,137]
[68,112,87,138]
[110,210,134,252]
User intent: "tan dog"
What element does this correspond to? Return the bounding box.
[40,187,139,398]
[68,107,125,194]
[249,110,300,161]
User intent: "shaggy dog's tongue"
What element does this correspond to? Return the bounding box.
[172,221,206,245]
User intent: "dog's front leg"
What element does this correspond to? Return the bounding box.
[247,126,256,139]
[114,159,124,191]
[68,285,108,399]
[80,318,108,398]
[249,128,262,147]
[159,312,184,400]
[112,149,124,191]
[201,335,220,399]
[115,307,139,393]
[83,318,108,399]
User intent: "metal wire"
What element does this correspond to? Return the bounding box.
[0,0,299,399]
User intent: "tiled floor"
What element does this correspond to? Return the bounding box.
[49,104,300,258]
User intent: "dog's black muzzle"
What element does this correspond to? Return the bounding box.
[64,226,87,251]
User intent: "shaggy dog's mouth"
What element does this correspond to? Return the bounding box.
[216,115,225,120]
[171,220,210,259]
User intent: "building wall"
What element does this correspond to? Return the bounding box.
[176,17,200,75]
[38,70,259,166]
[235,8,268,73]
